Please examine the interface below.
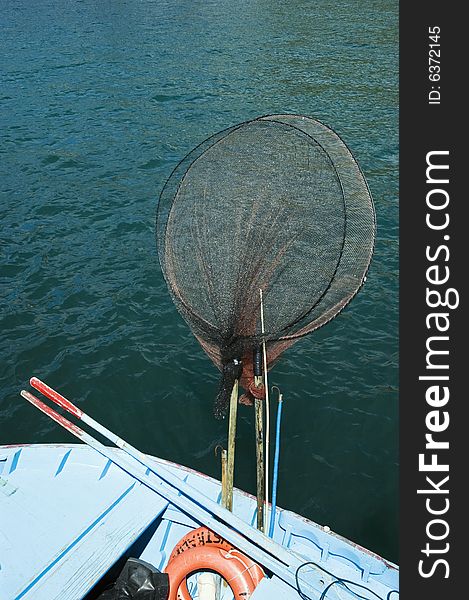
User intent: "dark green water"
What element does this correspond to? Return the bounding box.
[1,0,398,563]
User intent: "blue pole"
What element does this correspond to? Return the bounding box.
[268,393,283,537]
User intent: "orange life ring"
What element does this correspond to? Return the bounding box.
[169,527,264,587]
[164,527,264,600]
[169,527,233,562]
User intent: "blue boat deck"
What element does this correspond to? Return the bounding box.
[0,444,398,600]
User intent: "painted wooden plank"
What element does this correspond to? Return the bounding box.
[0,446,168,600]
[19,486,168,600]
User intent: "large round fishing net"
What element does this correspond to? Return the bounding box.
[156,115,375,418]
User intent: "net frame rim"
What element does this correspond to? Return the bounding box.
[155,113,376,344]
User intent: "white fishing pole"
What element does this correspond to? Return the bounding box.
[20,385,322,599]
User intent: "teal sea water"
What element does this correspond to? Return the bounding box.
[1,1,398,562]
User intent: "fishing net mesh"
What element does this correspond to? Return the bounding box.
[157,115,375,417]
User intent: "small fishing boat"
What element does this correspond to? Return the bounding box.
[0,380,399,600]
[0,444,398,600]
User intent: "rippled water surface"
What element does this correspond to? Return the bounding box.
[1,0,398,562]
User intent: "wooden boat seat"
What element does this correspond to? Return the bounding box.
[1,446,169,600]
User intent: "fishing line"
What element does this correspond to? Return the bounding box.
[295,561,399,600]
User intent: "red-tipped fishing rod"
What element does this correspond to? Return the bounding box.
[23,379,324,598]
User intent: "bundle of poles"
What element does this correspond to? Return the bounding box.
[222,289,283,538]
[20,379,318,598]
